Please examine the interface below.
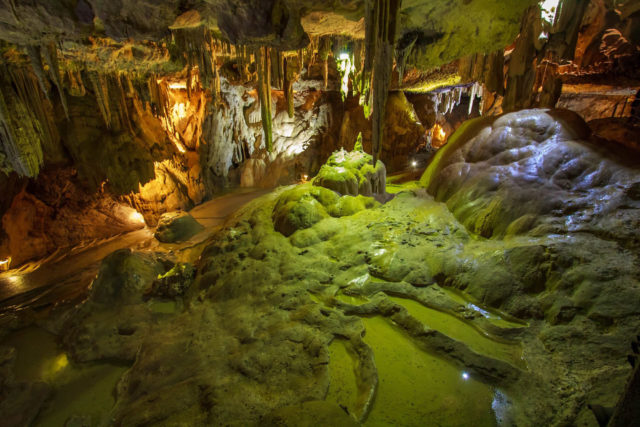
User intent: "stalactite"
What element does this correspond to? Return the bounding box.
[213,65,221,104]
[7,66,58,153]
[0,66,45,178]
[256,47,273,152]
[318,36,332,90]
[395,34,417,86]
[270,49,282,89]
[41,42,69,119]
[172,26,216,90]
[186,64,192,99]
[284,56,299,119]
[115,73,133,133]
[89,72,111,128]
[368,0,402,164]
[503,6,540,111]
[468,82,478,115]
[483,50,504,95]
[66,69,86,97]
[25,45,48,98]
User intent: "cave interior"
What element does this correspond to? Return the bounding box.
[1,0,640,426]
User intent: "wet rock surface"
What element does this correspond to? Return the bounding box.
[154,211,204,243]
[313,147,386,197]
[8,110,637,425]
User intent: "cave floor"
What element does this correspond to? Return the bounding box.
[0,188,270,314]
[1,180,635,426]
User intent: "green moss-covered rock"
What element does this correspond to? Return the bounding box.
[313,148,386,196]
[155,211,204,243]
[273,184,379,236]
[149,262,195,298]
[90,249,165,305]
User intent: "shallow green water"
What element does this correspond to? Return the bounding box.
[3,327,128,426]
[361,316,499,426]
[327,338,359,416]
[436,286,528,329]
[388,296,524,367]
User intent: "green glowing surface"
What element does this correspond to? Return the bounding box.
[388,296,523,367]
[4,327,128,426]
[361,316,499,426]
[436,286,528,329]
[327,339,359,416]
[402,75,462,93]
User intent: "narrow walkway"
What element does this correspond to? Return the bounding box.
[0,188,271,313]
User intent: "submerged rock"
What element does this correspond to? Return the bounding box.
[154,211,204,243]
[0,346,51,426]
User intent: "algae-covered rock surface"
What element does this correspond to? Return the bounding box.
[313,146,386,197]
[48,110,640,425]
[154,211,204,243]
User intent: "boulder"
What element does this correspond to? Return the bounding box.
[154,211,204,243]
[421,109,640,240]
[90,249,165,305]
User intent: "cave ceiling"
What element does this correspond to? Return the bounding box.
[0,0,537,71]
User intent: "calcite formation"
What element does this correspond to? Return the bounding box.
[53,111,640,424]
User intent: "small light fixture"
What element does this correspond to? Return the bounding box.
[0,257,11,272]
[461,372,470,380]
[411,160,418,167]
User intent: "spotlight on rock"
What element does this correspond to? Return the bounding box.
[130,211,146,225]
[0,257,11,272]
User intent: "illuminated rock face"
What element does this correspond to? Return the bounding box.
[313,148,386,197]
[422,109,640,241]
[154,211,204,243]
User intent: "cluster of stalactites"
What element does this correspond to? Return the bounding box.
[170,26,221,102]
[26,42,69,120]
[432,82,485,120]
[363,0,402,165]
[0,62,62,178]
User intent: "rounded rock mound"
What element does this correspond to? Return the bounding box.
[421,109,640,240]
[313,146,386,197]
[154,211,204,243]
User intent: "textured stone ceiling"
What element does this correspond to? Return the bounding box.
[0,0,536,68]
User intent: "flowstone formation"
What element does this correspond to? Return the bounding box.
[313,142,386,197]
[50,114,640,424]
